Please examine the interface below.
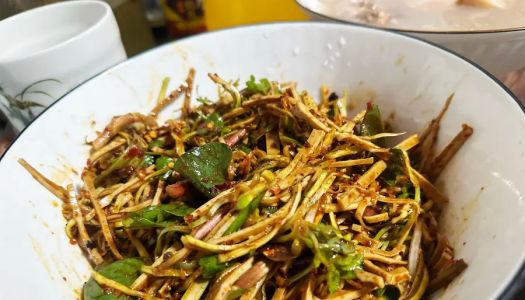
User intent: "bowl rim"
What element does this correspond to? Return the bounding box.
[295,0,525,35]
[1,21,524,299]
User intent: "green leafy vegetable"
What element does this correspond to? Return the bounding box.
[155,156,174,180]
[245,75,271,95]
[83,258,143,300]
[235,144,252,154]
[196,97,213,105]
[299,222,363,294]
[220,127,232,136]
[360,104,385,147]
[381,148,405,186]
[326,264,341,294]
[375,285,401,300]
[141,154,155,168]
[199,112,224,135]
[148,138,165,149]
[198,255,231,279]
[173,142,232,197]
[122,204,194,228]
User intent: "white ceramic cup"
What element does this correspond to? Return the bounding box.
[0,0,127,132]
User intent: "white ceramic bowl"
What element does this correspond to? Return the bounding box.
[0,23,524,299]
[296,0,525,80]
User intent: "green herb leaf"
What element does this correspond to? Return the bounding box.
[299,222,363,294]
[122,204,194,228]
[360,104,385,147]
[198,255,230,279]
[196,97,213,105]
[220,127,232,136]
[141,154,155,168]
[381,148,405,186]
[155,156,174,180]
[327,264,341,294]
[245,75,271,95]
[375,285,401,300]
[235,144,252,154]
[148,139,165,150]
[155,156,174,170]
[205,112,224,132]
[173,142,232,198]
[83,258,143,300]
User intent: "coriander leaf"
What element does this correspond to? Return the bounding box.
[327,264,341,294]
[198,255,230,279]
[360,103,385,147]
[245,75,271,95]
[122,204,194,228]
[173,142,232,198]
[298,222,363,294]
[83,258,142,300]
[205,112,224,132]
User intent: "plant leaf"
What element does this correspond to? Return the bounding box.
[327,264,341,294]
[198,255,231,279]
[381,148,405,186]
[245,75,271,95]
[360,104,385,147]
[173,142,232,197]
[155,156,174,180]
[83,258,143,300]
[205,112,224,131]
[375,285,401,300]
[299,222,363,294]
[196,97,213,105]
[122,204,194,228]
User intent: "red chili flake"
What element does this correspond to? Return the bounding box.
[126,146,143,158]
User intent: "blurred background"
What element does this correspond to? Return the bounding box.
[0,0,308,56]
